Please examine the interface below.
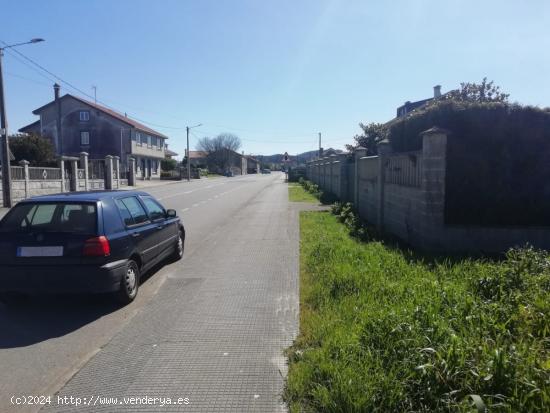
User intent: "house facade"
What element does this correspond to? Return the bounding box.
[19,84,168,179]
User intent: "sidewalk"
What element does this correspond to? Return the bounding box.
[0,208,8,219]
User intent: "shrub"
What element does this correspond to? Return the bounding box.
[388,100,550,226]
[161,158,177,171]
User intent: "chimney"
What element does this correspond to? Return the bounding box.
[53,83,60,100]
[433,85,442,98]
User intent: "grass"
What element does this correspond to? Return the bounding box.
[285,211,550,412]
[289,182,319,203]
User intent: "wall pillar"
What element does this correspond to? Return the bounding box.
[19,160,29,199]
[420,127,448,247]
[79,152,89,191]
[354,147,368,207]
[105,155,113,190]
[113,156,120,189]
[128,157,136,186]
[376,139,392,230]
[69,159,78,192]
[58,158,66,192]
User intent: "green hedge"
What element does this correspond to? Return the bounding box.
[388,101,550,226]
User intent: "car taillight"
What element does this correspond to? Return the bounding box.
[83,236,111,257]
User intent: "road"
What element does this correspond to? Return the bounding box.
[0,172,300,412]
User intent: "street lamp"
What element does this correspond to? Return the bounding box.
[0,38,45,207]
[186,123,202,182]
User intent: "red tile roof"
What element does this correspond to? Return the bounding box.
[32,94,169,139]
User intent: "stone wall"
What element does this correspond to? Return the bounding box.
[4,152,134,207]
[306,128,550,253]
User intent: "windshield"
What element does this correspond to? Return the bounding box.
[0,202,97,234]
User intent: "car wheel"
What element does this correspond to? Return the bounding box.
[116,260,140,304]
[172,230,185,261]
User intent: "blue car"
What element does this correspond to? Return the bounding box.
[0,190,185,305]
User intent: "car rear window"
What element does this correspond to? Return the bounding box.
[0,202,97,234]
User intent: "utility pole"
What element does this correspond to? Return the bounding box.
[92,85,97,104]
[0,38,45,207]
[0,49,11,207]
[186,123,202,182]
[186,126,190,182]
[318,132,322,159]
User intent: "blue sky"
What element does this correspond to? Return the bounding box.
[2,0,549,157]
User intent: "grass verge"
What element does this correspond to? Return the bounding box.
[285,211,549,412]
[289,182,319,203]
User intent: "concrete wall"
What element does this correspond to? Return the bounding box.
[6,153,131,206]
[306,129,550,253]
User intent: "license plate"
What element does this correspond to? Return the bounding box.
[17,246,64,257]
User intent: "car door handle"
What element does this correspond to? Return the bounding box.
[131,232,141,238]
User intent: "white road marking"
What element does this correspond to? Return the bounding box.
[181,208,189,212]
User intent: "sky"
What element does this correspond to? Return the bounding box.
[1,0,549,158]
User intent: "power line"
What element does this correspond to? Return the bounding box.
[1,40,354,145]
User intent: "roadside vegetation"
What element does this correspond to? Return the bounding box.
[285,208,550,412]
[289,182,319,203]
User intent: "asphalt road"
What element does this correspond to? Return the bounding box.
[0,172,299,412]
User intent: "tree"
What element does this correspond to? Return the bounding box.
[196,133,241,153]
[444,77,509,103]
[196,133,242,173]
[161,158,177,171]
[9,133,56,166]
[345,122,387,155]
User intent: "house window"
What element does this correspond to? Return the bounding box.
[79,111,90,121]
[80,131,90,145]
[147,135,152,148]
[136,132,141,146]
[157,138,163,150]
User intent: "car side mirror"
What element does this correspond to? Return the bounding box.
[166,209,177,218]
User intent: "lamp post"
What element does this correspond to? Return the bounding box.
[0,38,45,207]
[186,123,201,182]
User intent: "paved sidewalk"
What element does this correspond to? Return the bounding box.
[42,176,299,412]
[0,208,8,219]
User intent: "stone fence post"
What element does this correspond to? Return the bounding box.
[113,156,120,189]
[128,157,136,186]
[376,139,392,230]
[354,146,368,207]
[420,127,448,237]
[58,158,65,192]
[69,158,78,192]
[19,160,29,199]
[105,155,113,190]
[80,152,89,191]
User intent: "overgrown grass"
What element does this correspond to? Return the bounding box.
[285,211,550,412]
[289,183,319,203]
[298,178,339,204]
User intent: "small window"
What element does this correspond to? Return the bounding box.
[80,131,90,145]
[147,135,152,148]
[119,197,148,225]
[136,132,141,145]
[141,197,165,221]
[79,111,90,121]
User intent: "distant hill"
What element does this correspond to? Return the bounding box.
[255,148,343,167]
